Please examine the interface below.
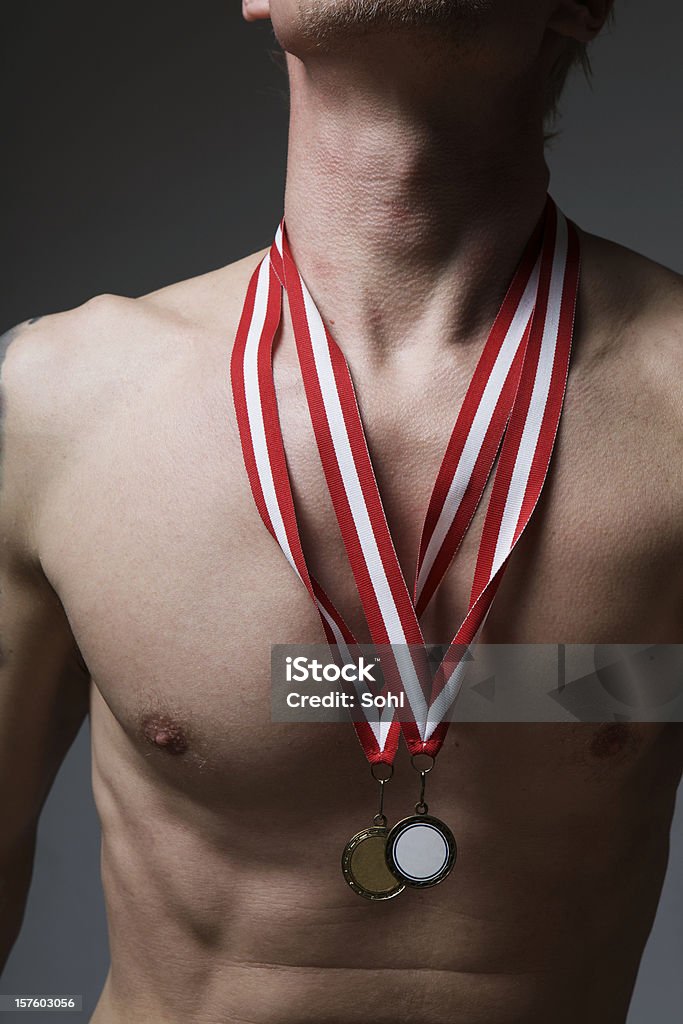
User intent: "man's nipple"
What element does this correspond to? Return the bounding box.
[589,722,637,760]
[141,713,189,756]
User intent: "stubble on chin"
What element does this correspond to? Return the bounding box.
[293,0,488,49]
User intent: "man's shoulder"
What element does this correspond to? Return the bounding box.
[141,248,268,330]
[0,249,266,437]
[576,230,682,420]
[0,250,266,555]
[577,230,682,348]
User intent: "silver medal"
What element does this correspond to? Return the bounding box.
[385,813,457,888]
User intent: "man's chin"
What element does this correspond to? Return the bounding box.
[273,0,480,56]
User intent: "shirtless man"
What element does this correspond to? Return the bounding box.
[1,0,682,1021]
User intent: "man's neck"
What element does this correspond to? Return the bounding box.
[282,42,550,359]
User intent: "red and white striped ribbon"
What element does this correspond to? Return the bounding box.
[231,249,402,760]
[231,197,580,763]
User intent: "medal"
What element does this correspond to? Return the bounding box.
[341,762,404,900]
[385,755,456,888]
[232,198,580,897]
[341,826,404,901]
[386,817,456,888]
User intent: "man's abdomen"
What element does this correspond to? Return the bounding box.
[89,680,681,1024]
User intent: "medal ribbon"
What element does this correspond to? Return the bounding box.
[232,197,580,764]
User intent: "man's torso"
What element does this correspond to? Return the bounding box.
[21,230,683,1023]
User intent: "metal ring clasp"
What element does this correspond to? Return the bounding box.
[371,762,394,783]
[410,753,434,774]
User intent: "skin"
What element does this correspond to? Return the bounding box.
[1,1,682,1022]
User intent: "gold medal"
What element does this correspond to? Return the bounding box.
[341,826,404,900]
[341,762,404,900]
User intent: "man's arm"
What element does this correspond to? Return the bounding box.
[0,319,90,972]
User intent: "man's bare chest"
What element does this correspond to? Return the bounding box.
[37,335,682,788]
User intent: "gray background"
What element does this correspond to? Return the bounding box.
[1,0,681,1020]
